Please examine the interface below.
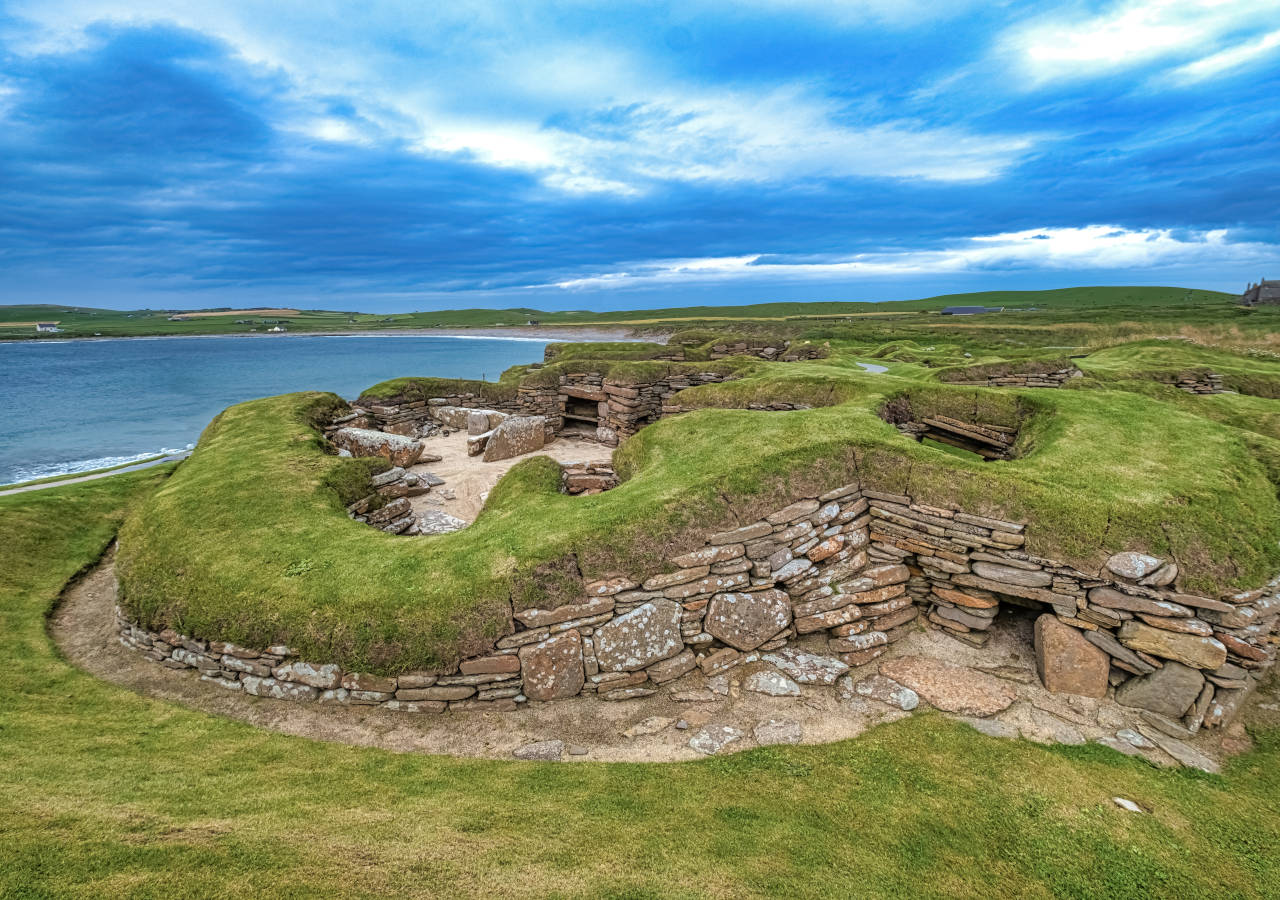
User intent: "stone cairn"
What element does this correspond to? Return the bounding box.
[117,481,1279,742]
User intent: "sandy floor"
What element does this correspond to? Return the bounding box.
[52,553,1275,764]
[410,431,615,523]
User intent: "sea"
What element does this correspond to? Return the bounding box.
[0,334,553,484]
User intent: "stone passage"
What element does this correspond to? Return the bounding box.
[116,481,1280,742]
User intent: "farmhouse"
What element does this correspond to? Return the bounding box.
[34,322,60,333]
[1239,279,1280,306]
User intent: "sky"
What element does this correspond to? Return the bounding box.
[1,0,1278,312]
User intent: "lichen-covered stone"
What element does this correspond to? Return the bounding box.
[593,599,684,672]
[704,589,792,651]
[760,647,849,684]
[688,724,744,755]
[1106,552,1164,581]
[272,661,341,690]
[743,670,801,696]
[331,427,424,467]
[519,630,585,700]
[482,415,547,462]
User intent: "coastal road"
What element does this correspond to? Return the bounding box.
[0,452,191,497]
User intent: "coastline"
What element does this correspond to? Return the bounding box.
[0,325,662,345]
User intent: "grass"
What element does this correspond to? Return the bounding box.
[3,473,1280,897]
[1,285,1262,342]
[115,330,1280,674]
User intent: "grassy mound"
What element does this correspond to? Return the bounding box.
[117,336,1280,674]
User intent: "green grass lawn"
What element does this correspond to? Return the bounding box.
[2,471,1280,897]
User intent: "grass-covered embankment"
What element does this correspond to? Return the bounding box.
[117,337,1280,674]
[4,474,1280,897]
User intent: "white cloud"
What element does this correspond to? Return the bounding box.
[550,225,1280,289]
[1004,0,1280,83]
[1170,27,1280,82]
[6,0,1037,193]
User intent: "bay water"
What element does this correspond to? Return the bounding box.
[0,334,550,484]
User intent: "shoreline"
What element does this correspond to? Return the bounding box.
[0,324,663,346]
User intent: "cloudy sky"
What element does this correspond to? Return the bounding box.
[1,1,1278,311]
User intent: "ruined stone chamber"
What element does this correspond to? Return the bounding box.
[117,474,1279,747]
[111,346,1280,764]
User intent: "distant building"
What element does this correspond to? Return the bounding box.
[267,325,287,333]
[167,315,189,321]
[1239,279,1280,307]
[527,319,540,325]
[35,322,60,333]
[940,306,1005,316]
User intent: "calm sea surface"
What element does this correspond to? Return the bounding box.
[0,334,550,484]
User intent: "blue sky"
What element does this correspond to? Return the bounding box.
[1,1,1278,311]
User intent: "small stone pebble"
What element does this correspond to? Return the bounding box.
[1112,797,1144,813]
[567,745,589,756]
[675,719,689,730]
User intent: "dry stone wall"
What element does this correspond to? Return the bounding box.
[1161,372,1225,394]
[116,481,1279,738]
[946,367,1082,388]
[361,370,738,447]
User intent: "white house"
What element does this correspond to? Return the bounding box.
[35,322,60,333]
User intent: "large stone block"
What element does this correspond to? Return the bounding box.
[593,600,684,672]
[1105,551,1164,581]
[1034,614,1108,698]
[519,630,585,700]
[879,656,1016,716]
[482,416,547,462]
[704,589,792,651]
[331,427,424,468]
[1117,621,1227,670]
[1114,661,1205,718]
[971,561,1051,588]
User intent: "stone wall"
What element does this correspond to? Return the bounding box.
[1161,372,1225,394]
[116,481,1279,737]
[361,370,738,447]
[945,367,1082,388]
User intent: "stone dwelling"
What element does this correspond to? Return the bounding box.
[1239,279,1280,306]
[359,337,823,447]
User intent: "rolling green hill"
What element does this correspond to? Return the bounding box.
[0,285,1242,341]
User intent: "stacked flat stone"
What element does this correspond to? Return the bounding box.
[560,461,618,494]
[948,367,1082,388]
[345,467,457,536]
[1167,372,1225,394]
[115,482,1280,735]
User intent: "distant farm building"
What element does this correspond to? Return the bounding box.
[167,315,189,321]
[940,306,1005,316]
[267,325,288,333]
[35,322,60,333]
[1239,279,1280,307]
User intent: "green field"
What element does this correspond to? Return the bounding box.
[2,471,1279,897]
[2,285,1268,343]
